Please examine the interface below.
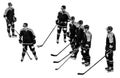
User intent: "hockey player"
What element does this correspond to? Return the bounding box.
[105,26,116,72]
[4,2,17,37]
[68,16,77,50]
[56,5,70,44]
[70,20,84,59]
[81,25,92,66]
[19,23,38,62]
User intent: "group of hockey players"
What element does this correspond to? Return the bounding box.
[3,2,38,62]
[56,5,116,72]
[56,5,92,66]
[3,2,116,72]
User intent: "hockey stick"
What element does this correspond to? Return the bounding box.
[15,30,32,60]
[53,52,71,63]
[77,49,112,75]
[51,43,70,57]
[24,48,32,60]
[37,25,57,48]
[55,54,71,70]
[55,51,75,70]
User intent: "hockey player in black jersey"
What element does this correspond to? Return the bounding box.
[105,26,116,72]
[68,16,77,50]
[70,20,84,59]
[4,2,17,37]
[81,25,92,66]
[56,5,70,44]
[19,23,38,62]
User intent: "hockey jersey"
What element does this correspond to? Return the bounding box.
[20,28,36,43]
[69,22,77,39]
[82,31,92,48]
[56,11,70,26]
[75,26,84,43]
[105,32,116,51]
[4,7,15,21]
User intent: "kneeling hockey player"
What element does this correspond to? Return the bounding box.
[81,25,92,66]
[56,5,70,44]
[19,23,38,62]
[105,26,116,72]
[4,2,17,37]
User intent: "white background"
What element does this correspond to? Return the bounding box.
[0,0,120,78]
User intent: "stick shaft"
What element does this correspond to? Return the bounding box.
[26,51,32,59]
[41,25,57,46]
[57,53,71,63]
[83,56,105,74]
[56,43,70,56]
[56,54,71,70]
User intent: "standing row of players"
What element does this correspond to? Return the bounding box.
[56,5,116,72]
[3,2,116,72]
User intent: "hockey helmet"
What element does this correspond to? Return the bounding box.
[8,2,12,6]
[84,25,89,29]
[23,23,28,27]
[78,20,83,25]
[71,16,75,20]
[107,26,113,31]
[61,5,66,9]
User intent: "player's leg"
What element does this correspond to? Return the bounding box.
[29,45,38,60]
[81,48,86,64]
[85,49,90,66]
[63,27,67,43]
[21,45,27,62]
[6,20,11,37]
[108,52,113,72]
[11,23,17,37]
[57,26,62,44]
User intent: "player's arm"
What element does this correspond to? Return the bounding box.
[19,30,23,44]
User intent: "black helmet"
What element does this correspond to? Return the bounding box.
[107,26,113,31]
[8,2,12,6]
[23,23,28,27]
[84,25,89,29]
[78,20,83,25]
[61,5,66,9]
[71,16,75,20]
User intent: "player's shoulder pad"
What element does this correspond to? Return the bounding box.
[27,28,35,35]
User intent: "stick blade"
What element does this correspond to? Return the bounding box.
[77,73,84,75]
[51,54,57,57]
[55,68,59,70]
[37,45,43,48]
[30,58,32,60]
[53,61,59,63]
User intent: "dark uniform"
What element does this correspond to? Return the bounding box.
[105,26,116,72]
[4,2,17,37]
[70,20,84,59]
[81,25,92,66]
[68,17,77,50]
[19,23,38,62]
[56,7,70,43]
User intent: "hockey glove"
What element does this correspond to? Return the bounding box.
[19,39,22,44]
[33,39,36,44]
[13,16,17,22]
[56,20,59,25]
